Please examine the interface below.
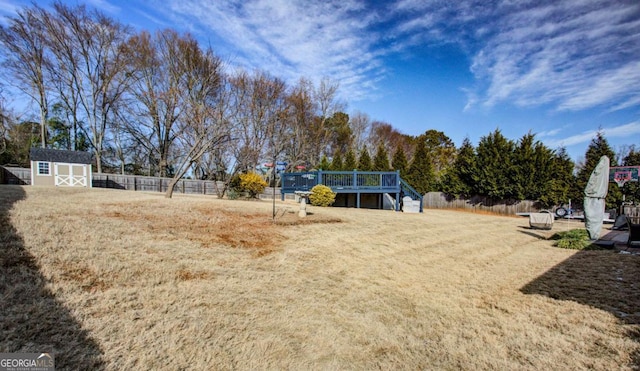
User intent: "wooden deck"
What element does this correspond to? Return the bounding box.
[280,170,423,212]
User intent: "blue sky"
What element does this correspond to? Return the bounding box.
[2,0,639,162]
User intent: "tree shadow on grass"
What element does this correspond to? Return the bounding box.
[520,244,640,366]
[0,185,105,369]
[517,227,553,240]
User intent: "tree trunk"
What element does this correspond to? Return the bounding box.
[40,105,47,148]
[165,177,180,198]
[95,152,102,173]
[164,159,192,199]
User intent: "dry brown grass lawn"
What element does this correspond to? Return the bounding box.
[2,185,640,369]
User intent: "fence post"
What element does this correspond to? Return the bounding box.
[352,170,357,190]
[318,170,323,187]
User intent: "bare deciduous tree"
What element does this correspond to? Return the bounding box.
[306,78,343,165]
[121,29,187,177]
[229,70,287,171]
[165,38,231,198]
[50,2,131,173]
[368,120,414,161]
[282,78,317,168]
[0,4,50,148]
[0,90,8,155]
[349,111,370,152]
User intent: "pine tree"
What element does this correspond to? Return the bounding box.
[372,143,390,171]
[357,145,372,171]
[392,146,408,177]
[330,152,343,171]
[474,129,516,199]
[512,132,559,201]
[513,133,537,200]
[344,148,357,171]
[406,139,434,194]
[317,155,331,170]
[530,141,556,201]
[622,147,640,204]
[440,137,475,198]
[539,147,575,208]
[419,129,456,184]
[326,112,352,155]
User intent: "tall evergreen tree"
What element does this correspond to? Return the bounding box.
[317,155,330,170]
[623,147,640,166]
[474,129,516,199]
[344,148,357,170]
[620,146,640,204]
[512,132,557,201]
[326,112,352,155]
[406,139,434,194]
[441,137,476,198]
[532,142,557,201]
[330,152,343,171]
[392,145,408,177]
[372,143,390,171]
[419,129,456,184]
[357,145,372,171]
[539,147,575,208]
[513,133,537,200]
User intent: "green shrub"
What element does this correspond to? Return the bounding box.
[239,172,268,198]
[227,189,240,200]
[309,184,336,207]
[549,229,599,250]
[229,174,242,192]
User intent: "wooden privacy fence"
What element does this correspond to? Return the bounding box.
[0,166,285,198]
[92,173,225,195]
[623,205,640,224]
[423,192,541,215]
[1,167,30,185]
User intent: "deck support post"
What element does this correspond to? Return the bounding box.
[396,170,401,211]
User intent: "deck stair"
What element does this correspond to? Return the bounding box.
[281,170,423,212]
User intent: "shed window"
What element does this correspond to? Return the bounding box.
[37,162,50,175]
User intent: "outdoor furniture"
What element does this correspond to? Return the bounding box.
[529,210,554,230]
[627,216,640,246]
[612,214,629,231]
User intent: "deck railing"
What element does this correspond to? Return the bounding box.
[281,170,401,194]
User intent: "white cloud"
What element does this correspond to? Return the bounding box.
[86,0,120,14]
[131,9,172,29]
[0,0,23,25]
[155,0,384,101]
[147,0,640,112]
[536,128,563,138]
[544,122,640,148]
[389,1,640,113]
[470,1,640,112]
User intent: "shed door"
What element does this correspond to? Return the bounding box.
[55,163,87,187]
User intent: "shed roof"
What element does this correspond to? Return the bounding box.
[30,148,93,165]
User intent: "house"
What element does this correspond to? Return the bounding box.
[30,148,93,187]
